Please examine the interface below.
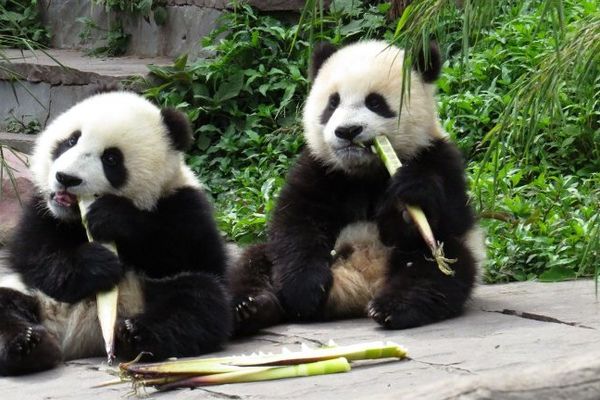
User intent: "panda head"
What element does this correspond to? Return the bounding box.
[31,91,195,220]
[303,40,446,174]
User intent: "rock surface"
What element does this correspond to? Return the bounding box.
[0,278,598,399]
[0,49,169,131]
[0,150,33,246]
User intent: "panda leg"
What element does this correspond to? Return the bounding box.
[228,244,284,336]
[367,237,476,329]
[114,271,231,361]
[0,288,62,376]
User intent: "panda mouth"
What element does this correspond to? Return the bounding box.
[336,140,375,154]
[51,190,78,207]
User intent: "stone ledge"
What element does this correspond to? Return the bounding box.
[0,49,170,85]
[167,0,308,11]
[0,132,36,154]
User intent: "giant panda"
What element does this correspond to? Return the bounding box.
[0,91,232,375]
[229,40,485,335]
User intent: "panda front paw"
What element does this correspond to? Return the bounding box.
[69,242,123,301]
[387,168,443,222]
[276,267,333,320]
[85,194,141,242]
[377,169,443,248]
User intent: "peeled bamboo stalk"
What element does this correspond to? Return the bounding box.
[372,136,456,276]
[156,357,351,390]
[79,199,119,363]
[117,341,407,390]
[122,341,407,378]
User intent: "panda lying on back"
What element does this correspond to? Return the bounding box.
[0,91,231,375]
[230,40,485,334]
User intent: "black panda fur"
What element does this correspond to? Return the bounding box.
[0,91,232,375]
[229,40,485,335]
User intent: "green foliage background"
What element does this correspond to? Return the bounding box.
[145,0,599,284]
[0,0,48,46]
[2,0,595,283]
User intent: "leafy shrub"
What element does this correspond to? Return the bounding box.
[145,1,390,243]
[144,0,599,281]
[0,0,49,46]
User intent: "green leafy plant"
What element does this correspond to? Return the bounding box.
[142,0,599,283]
[78,17,131,57]
[0,0,49,46]
[144,1,394,243]
[79,0,167,56]
[5,114,42,135]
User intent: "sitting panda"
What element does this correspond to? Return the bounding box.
[0,90,232,375]
[229,40,485,335]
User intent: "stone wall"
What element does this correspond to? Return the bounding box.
[38,0,306,58]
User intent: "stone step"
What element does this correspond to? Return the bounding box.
[0,49,171,132]
[0,132,36,154]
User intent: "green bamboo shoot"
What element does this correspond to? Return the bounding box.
[157,357,351,390]
[122,341,406,377]
[372,136,456,276]
[79,199,119,363]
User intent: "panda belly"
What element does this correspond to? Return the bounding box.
[0,271,144,360]
[323,222,486,319]
[325,222,390,318]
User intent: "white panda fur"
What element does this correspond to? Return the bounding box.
[1,91,232,375]
[231,40,485,333]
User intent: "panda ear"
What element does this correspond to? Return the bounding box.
[160,108,193,152]
[414,40,442,83]
[310,42,338,80]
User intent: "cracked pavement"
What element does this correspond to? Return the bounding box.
[1,279,599,399]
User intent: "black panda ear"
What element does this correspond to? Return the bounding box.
[161,108,193,152]
[414,40,442,83]
[91,82,122,95]
[310,42,338,80]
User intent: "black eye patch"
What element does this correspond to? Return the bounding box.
[365,93,396,118]
[52,130,81,160]
[320,92,340,124]
[101,147,127,189]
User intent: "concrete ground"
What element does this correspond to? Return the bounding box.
[1,279,599,399]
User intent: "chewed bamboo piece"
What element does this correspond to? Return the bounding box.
[119,341,407,390]
[79,199,119,364]
[372,136,457,276]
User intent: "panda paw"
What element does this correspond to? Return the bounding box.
[277,267,332,320]
[86,195,140,242]
[115,318,149,360]
[367,287,452,329]
[1,325,62,375]
[233,291,283,336]
[384,169,443,226]
[7,327,40,358]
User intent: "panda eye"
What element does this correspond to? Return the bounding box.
[67,131,81,147]
[328,93,340,110]
[101,148,123,167]
[365,93,384,110]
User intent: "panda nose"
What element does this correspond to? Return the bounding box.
[56,172,82,188]
[335,125,363,141]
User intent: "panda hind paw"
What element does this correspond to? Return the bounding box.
[233,291,283,336]
[7,327,41,358]
[367,291,448,330]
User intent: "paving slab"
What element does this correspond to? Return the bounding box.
[0,277,598,399]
